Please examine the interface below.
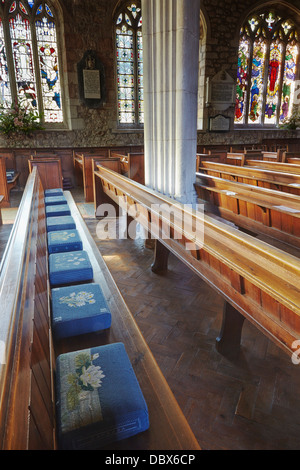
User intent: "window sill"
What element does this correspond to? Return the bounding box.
[112,128,144,134]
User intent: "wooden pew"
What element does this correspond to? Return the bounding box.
[246,160,300,174]
[75,149,145,202]
[226,152,262,166]
[196,153,221,170]
[73,148,123,202]
[282,152,300,163]
[93,164,300,360]
[0,165,200,450]
[0,155,20,207]
[199,161,300,196]
[194,172,300,249]
[0,167,55,449]
[261,150,283,162]
[28,158,63,189]
[0,195,4,224]
[32,150,74,190]
[286,158,300,165]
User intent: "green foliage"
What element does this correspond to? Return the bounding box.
[0,99,44,137]
[279,106,300,130]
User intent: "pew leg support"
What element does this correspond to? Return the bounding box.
[151,240,170,273]
[216,301,245,358]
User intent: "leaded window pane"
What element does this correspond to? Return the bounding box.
[235,10,299,127]
[115,2,143,126]
[0,0,63,125]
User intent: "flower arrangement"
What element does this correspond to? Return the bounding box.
[0,99,44,137]
[279,106,300,130]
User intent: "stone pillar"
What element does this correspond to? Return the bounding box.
[142,0,200,204]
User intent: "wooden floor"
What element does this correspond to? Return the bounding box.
[2,187,300,450]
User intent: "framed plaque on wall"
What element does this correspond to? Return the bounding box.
[77,50,106,108]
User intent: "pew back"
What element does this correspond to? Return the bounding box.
[195,172,300,248]
[200,161,300,195]
[93,164,300,358]
[0,167,55,449]
[29,158,63,189]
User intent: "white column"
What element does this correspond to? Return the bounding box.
[142,0,200,204]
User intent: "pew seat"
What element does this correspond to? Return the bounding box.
[51,282,111,340]
[55,342,149,450]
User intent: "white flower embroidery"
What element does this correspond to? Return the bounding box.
[59,291,96,308]
[80,364,105,388]
[51,232,76,242]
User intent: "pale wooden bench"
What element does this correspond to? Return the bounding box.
[200,161,300,196]
[246,159,300,174]
[0,156,20,207]
[0,166,199,450]
[226,152,262,166]
[194,172,300,248]
[93,164,300,361]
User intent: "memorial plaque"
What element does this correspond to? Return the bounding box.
[83,69,101,99]
[77,50,106,108]
[207,71,235,110]
[209,114,230,132]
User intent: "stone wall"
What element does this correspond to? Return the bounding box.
[1,0,299,150]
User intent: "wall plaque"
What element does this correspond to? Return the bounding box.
[207,71,235,111]
[83,69,101,99]
[77,50,106,108]
[209,114,230,132]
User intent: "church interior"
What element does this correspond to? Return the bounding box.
[0,0,300,451]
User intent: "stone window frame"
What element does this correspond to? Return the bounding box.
[0,0,68,130]
[234,6,300,129]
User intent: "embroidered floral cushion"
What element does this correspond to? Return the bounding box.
[46,216,76,233]
[45,188,64,197]
[46,204,71,218]
[48,229,83,254]
[51,282,111,339]
[45,195,68,206]
[56,342,149,449]
[49,250,93,286]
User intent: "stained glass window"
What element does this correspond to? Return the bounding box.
[115,2,143,126]
[0,0,63,124]
[235,10,299,126]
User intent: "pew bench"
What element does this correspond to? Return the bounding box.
[93,164,300,363]
[194,172,300,249]
[199,161,300,196]
[0,155,20,207]
[246,159,300,174]
[0,166,199,450]
[73,147,144,203]
[226,152,262,166]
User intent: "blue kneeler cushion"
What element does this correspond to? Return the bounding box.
[51,282,112,340]
[46,204,71,218]
[45,188,64,197]
[46,216,76,233]
[49,250,93,286]
[55,342,149,449]
[45,195,68,206]
[47,229,83,254]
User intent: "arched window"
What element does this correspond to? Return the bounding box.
[0,0,63,124]
[235,10,299,127]
[115,1,143,126]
